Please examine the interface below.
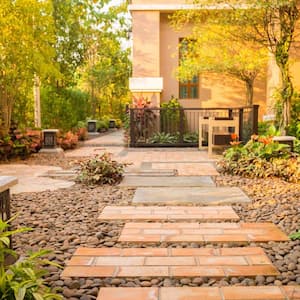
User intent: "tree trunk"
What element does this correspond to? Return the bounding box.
[245,79,254,106]
[0,89,12,137]
[276,58,293,134]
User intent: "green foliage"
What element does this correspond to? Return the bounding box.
[218,134,299,182]
[160,97,183,134]
[286,92,300,139]
[0,217,62,300]
[41,86,90,131]
[290,230,300,240]
[172,15,268,106]
[183,132,199,143]
[78,1,131,120]
[0,130,42,161]
[149,132,178,144]
[76,153,128,185]
[0,0,58,135]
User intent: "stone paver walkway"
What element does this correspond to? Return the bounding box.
[97,286,300,300]
[61,247,279,278]
[98,206,240,221]
[57,130,294,299]
[119,222,289,243]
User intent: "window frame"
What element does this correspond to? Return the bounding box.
[178,38,199,99]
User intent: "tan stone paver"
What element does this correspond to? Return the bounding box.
[97,286,300,300]
[98,206,239,221]
[118,222,289,243]
[61,247,279,278]
[151,162,219,176]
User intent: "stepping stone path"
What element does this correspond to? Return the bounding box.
[61,166,296,299]
[119,222,289,243]
[98,206,240,221]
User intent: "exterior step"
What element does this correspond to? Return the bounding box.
[119,176,215,187]
[125,169,177,177]
[61,247,279,278]
[97,286,300,300]
[118,222,289,243]
[98,206,240,221]
[132,187,250,205]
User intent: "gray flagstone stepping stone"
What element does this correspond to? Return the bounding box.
[132,187,250,204]
[119,176,215,187]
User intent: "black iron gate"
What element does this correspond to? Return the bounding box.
[129,105,259,147]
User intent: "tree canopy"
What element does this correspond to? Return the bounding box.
[175,0,299,131]
[0,0,131,135]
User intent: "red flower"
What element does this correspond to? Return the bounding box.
[231,133,238,141]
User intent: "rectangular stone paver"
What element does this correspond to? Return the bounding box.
[119,222,289,243]
[151,162,219,176]
[97,286,300,300]
[132,187,250,204]
[61,247,279,278]
[119,176,215,187]
[98,206,240,221]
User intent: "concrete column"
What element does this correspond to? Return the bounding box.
[130,11,162,106]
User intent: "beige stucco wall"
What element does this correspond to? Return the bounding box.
[132,11,160,77]
[160,13,267,116]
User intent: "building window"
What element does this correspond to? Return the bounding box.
[179,39,199,99]
[179,76,199,99]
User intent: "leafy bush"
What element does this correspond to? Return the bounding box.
[97,120,109,132]
[183,132,198,143]
[0,130,42,161]
[160,97,182,134]
[149,132,178,144]
[0,217,62,300]
[114,119,122,128]
[217,134,299,183]
[287,92,300,139]
[76,153,128,185]
[76,127,88,141]
[41,87,90,132]
[57,131,78,150]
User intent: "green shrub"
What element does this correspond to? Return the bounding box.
[114,119,122,128]
[97,120,109,132]
[287,92,300,139]
[76,153,128,185]
[149,132,178,144]
[0,217,62,300]
[160,97,183,134]
[183,132,198,143]
[217,134,299,183]
[41,86,90,131]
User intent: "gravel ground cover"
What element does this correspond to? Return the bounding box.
[8,157,300,299]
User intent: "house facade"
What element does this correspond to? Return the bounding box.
[128,0,300,119]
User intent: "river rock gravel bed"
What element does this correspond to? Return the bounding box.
[10,175,300,299]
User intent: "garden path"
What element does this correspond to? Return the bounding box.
[60,130,299,299]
